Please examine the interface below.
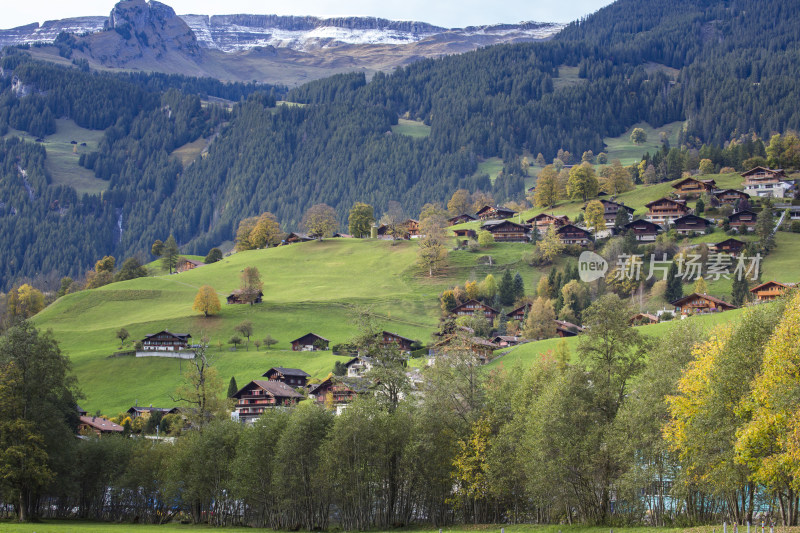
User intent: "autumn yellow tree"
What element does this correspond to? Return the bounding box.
[533,165,560,208]
[193,285,221,317]
[522,296,556,340]
[448,189,472,216]
[584,200,606,234]
[248,212,282,248]
[6,284,45,318]
[600,160,634,194]
[538,225,565,264]
[735,292,800,519]
[452,417,492,522]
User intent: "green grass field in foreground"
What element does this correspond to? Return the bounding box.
[0,522,691,533]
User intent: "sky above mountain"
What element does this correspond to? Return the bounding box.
[4,0,614,30]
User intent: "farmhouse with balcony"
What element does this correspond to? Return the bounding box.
[622,219,663,242]
[728,209,758,232]
[741,167,792,198]
[481,219,530,242]
[290,333,329,351]
[585,198,634,227]
[475,205,517,220]
[556,224,593,246]
[673,214,714,235]
[750,281,797,302]
[526,212,570,232]
[671,176,716,197]
[452,299,499,321]
[309,376,370,414]
[671,293,737,315]
[262,367,311,388]
[506,303,530,322]
[712,238,746,257]
[381,331,415,352]
[232,380,304,423]
[645,197,690,225]
[140,330,191,352]
[712,189,750,205]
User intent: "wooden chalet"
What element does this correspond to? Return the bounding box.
[262,367,311,387]
[671,177,716,197]
[586,198,634,227]
[176,258,205,273]
[453,228,478,244]
[226,289,263,304]
[555,319,583,337]
[126,406,179,419]
[742,167,791,198]
[645,197,690,225]
[232,380,304,422]
[404,219,421,238]
[309,377,369,414]
[79,415,124,436]
[673,214,713,235]
[750,281,797,302]
[728,209,758,232]
[671,293,737,315]
[452,299,499,321]
[526,212,570,232]
[475,205,517,220]
[284,232,314,244]
[333,232,354,238]
[622,219,663,242]
[430,334,498,363]
[556,224,593,246]
[492,335,526,347]
[344,356,373,377]
[712,189,750,205]
[481,219,530,242]
[506,303,530,321]
[448,213,477,225]
[381,331,415,352]
[141,330,191,352]
[630,313,659,326]
[712,238,746,257]
[290,333,329,351]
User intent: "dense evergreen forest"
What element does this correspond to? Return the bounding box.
[1,0,799,289]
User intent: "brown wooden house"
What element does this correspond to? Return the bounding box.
[622,219,663,242]
[584,198,634,226]
[506,303,530,321]
[750,281,797,302]
[232,380,304,422]
[712,238,746,257]
[712,189,750,205]
[404,219,421,237]
[262,367,311,387]
[728,209,758,232]
[492,335,526,347]
[526,213,570,232]
[381,331,415,352]
[453,228,478,244]
[481,220,530,242]
[671,293,737,315]
[226,289,263,304]
[309,377,370,414]
[176,258,205,273]
[79,415,124,436]
[448,213,477,225]
[452,299,499,321]
[284,232,314,244]
[673,214,713,235]
[290,333,329,351]
[645,197,690,225]
[430,334,498,363]
[141,330,191,352]
[671,177,716,197]
[742,167,790,198]
[555,319,583,337]
[556,224,593,246]
[475,205,517,220]
[629,313,659,326]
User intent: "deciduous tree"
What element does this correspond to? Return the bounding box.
[302,203,339,240]
[448,189,472,216]
[533,165,560,208]
[193,285,221,317]
[585,200,606,234]
[522,297,556,340]
[240,267,263,306]
[348,202,375,238]
[630,127,647,144]
[567,162,599,201]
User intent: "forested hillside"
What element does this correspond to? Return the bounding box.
[1,0,800,289]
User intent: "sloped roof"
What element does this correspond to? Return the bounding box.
[263,367,311,378]
[289,332,330,343]
[671,292,737,309]
[750,281,797,293]
[452,299,500,315]
[80,415,124,432]
[143,330,191,340]
[233,380,304,399]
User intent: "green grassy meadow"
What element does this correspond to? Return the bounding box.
[34,239,557,415]
[602,121,684,166]
[392,118,431,138]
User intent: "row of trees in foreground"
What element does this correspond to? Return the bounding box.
[1,292,800,527]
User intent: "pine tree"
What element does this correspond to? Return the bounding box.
[665,261,683,303]
[513,272,525,301]
[227,376,238,398]
[161,234,179,274]
[498,270,515,306]
[731,274,750,307]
